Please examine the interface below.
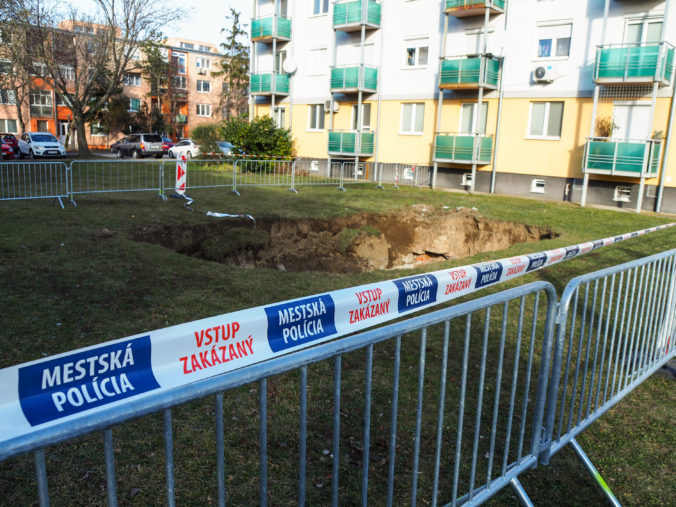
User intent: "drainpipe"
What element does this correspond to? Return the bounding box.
[249,0,258,121]
[581,0,610,207]
[490,53,505,194]
[656,0,674,212]
[432,14,450,190]
[374,0,385,188]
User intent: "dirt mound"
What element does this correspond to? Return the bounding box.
[131,205,557,273]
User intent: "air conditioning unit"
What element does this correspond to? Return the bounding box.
[197,69,207,75]
[324,99,339,113]
[533,65,554,83]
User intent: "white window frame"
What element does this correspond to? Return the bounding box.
[308,104,325,131]
[58,65,75,81]
[399,102,425,135]
[527,101,564,140]
[196,57,211,69]
[530,179,546,194]
[624,16,663,44]
[459,102,488,134]
[30,89,52,106]
[173,76,187,90]
[403,37,429,69]
[613,185,632,203]
[351,103,371,131]
[196,103,212,117]
[0,89,16,105]
[124,72,141,87]
[172,52,187,75]
[196,80,211,93]
[308,46,328,76]
[90,122,107,137]
[1,118,18,133]
[274,106,286,129]
[312,0,329,16]
[535,21,572,60]
[128,97,141,112]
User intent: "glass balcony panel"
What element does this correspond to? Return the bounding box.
[330,66,378,92]
[251,15,292,41]
[250,73,289,95]
[333,0,381,29]
[434,134,492,164]
[440,55,500,89]
[594,42,675,85]
[328,130,374,156]
[584,138,661,177]
[445,0,505,17]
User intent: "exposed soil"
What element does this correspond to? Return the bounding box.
[131,205,557,273]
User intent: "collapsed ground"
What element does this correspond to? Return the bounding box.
[132,205,557,273]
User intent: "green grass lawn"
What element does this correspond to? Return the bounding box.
[0,183,674,505]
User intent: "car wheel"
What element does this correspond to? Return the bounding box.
[132,150,141,159]
[168,151,175,159]
[186,151,192,159]
[116,149,123,159]
[155,154,163,159]
[28,149,34,160]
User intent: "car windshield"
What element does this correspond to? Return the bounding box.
[218,142,233,148]
[144,134,162,142]
[32,134,58,142]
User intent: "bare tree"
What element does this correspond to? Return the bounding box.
[4,0,181,155]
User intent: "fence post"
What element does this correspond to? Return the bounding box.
[289,160,298,194]
[376,163,384,190]
[67,161,77,206]
[231,159,240,196]
[393,164,399,189]
[338,162,346,192]
[158,162,167,201]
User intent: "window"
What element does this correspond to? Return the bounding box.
[0,60,11,73]
[308,47,328,75]
[536,23,572,58]
[179,42,194,49]
[308,104,325,130]
[625,18,663,44]
[275,50,287,73]
[198,45,212,53]
[90,122,108,136]
[173,76,187,89]
[530,179,546,194]
[55,93,70,106]
[460,103,488,134]
[313,0,329,15]
[124,72,141,86]
[528,101,563,138]
[58,65,75,81]
[31,62,47,77]
[37,120,49,132]
[0,119,17,132]
[172,52,187,74]
[0,89,16,105]
[404,38,429,67]
[196,80,211,92]
[613,186,632,203]
[196,57,211,70]
[30,90,52,106]
[400,103,424,134]
[274,107,286,129]
[351,103,371,131]
[196,103,211,117]
[128,97,141,112]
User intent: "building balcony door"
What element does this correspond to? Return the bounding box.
[612,103,651,140]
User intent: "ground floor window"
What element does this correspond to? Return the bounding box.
[0,118,17,132]
[528,101,563,139]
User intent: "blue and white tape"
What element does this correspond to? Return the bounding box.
[0,223,673,443]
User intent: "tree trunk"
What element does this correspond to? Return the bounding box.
[74,113,92,157]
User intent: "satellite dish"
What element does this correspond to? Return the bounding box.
[282,57,297,74]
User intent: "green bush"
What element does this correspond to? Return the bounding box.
[190,124,221,155]
[221,116,294,158]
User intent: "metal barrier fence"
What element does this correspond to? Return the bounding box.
[377,162,433,188]
[162,158,236,193]
[70,159,165,199]
[0,161,69,207]
[1,249,674,505]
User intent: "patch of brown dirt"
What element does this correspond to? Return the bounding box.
[131,205,557,273]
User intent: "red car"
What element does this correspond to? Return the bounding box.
[162,136,175,154]
[1,133,19,154]
[2,142,15,159]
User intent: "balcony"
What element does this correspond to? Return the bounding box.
[328,130,375,157]
[439,54,500,90]
[330,65,378,93]
[433,134,493,165]
[594,42,675,86]
[583,137,662,178]
[30,105,54,117]
[250,72,290,95]
[175,114,187,124]
[251,15,292,43]
[333,0,381,31]
[444,0,505,17]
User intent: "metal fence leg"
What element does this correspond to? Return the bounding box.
[231,160,240,196]
[66,162,76,206]
[35,449,50,507]
[509,477,534,507]
[376,163,384,190]
[104,428,118,507]
[158,162,167,201]
[289,161,298,193]
[569,438,621,507]
[164,409,176,507]
[338,162,346,192]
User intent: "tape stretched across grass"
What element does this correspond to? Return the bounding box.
[0,223,673,444]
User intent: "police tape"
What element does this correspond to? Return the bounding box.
[0,223,673,444]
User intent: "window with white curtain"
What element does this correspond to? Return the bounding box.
[528,101,564,138]
[400,103,424,134]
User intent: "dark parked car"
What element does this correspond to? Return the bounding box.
[116,133,164,159]
[162,136,174,154]
[1,133,19,153]
[2,142,15,159]
[110,136,128,154]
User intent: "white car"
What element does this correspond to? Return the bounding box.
[18,132,67,158]
[167,139,200,159]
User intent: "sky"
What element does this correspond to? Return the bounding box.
[68,0,253,48]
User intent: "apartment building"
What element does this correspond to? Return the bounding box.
[250,0,676,213]
[0,25,224,150]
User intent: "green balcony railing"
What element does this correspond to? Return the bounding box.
[175,114,187,124]
[250,72,290,95]
[583,137,662,177]
[434,134,493,164]
[328,130,375,156]
[333,0,381,29]
[330,65,378,92]
[439,54,500,89]
[594,42,675,86]
[251,15,292,41]
[444,0,505,16]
